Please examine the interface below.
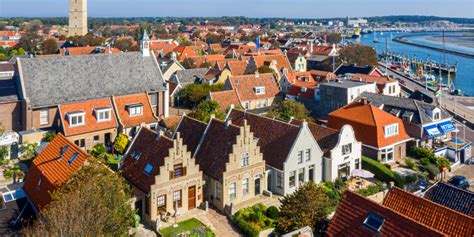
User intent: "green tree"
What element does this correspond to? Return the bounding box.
[189,100,224,122]
[90,143,108,162]
[113,134,129,154]
[326,32,342,44]
[41,131,56,143]
[114,38,133,52]
[205,34,222,44]
[339,44,378,66]
[24,161,135,236]
[17,32,43,53]
[275,182,331,234]
[177,83,224,107]
[267,100,314,122]
[41,38,58,54]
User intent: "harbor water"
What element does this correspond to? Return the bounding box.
[353,32,474,96]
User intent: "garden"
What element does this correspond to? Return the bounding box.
[407,147,451,180]
[159,218,215,237]
[89,134,129,171]
[233,203,280,237]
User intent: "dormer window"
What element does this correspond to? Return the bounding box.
[127,103,143,117]
[254,87,265,95]
[301,87,307,92]
[67,111,85,127]
[384,123,399,138]
[95,107,112,122]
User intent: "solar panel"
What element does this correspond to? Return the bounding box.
[67,152,79,165]
[363,212,385,232]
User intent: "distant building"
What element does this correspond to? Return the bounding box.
[68,0,88,36]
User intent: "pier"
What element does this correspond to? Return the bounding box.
[393,35,474,59]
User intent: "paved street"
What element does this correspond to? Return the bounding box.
[451,165,474,192]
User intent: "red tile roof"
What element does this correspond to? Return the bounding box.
[113,93,157,128]
[383,187,474,236]
[225,60,249,76]
[228,73,280,102]
[121,127,174,192]
[309,70,335,82]
[171,46,199,61]
[209,90,241,112]
[251,54,292,72]
[59,98,118,137]
[23,134,89,209]
[328,102,411,148]
[352,74,396,92]
[60,46,96,56]
[327,191,445,237]
[287,84,315,100]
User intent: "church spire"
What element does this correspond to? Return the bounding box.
[140,29,151,57]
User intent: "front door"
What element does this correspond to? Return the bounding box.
[104,133,111,146]
[188,186,196,210]
[396,146,402,161]
[134,200,143,219]
[254,177,261,195]
[267,173,272,190]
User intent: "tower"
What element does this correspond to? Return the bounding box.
[69,0,88,36]
[140,29,151,57]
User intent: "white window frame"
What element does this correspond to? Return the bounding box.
[305,149,311,161]
[173,190,182,208]
[95,108,111,122]
[254,86,265,95]
[277,172,283,188]
[229,182,236,201]
[342,144,352,155]
[381,147,394,163]
[242,178,249,195]
[150,93,157,107]
[241,152,249,167]
[68,112,85,127]
[298,168,305,185]
[297,150,303,164]
[40,109,49,125]
[289,171,296,188]
[384,123,399,138]
[128,105,143,117]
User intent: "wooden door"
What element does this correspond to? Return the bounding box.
[188,186,196,210]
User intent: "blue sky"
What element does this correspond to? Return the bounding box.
[1,0,473,18]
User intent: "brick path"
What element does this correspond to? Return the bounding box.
[197,208,243,237]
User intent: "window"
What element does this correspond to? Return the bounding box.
[128,105,143,117]
[174,164,183,177]
[74,139,85,148]
[242,178,249,195]
[301,87,307,92]
[229,182,236,201]
[215,182,222,200]
[241,152,249,167]
[144,163,153,175]
[298,168,305,185]
[355,158,360,169]
[254,87,265,95]
[305,149,311,161]
[297,150,303,164]
[68,112,85,127]
[93,135,100,142]
[381,147,394,163]
[96,108,111,122]
[157,195,166,209]
[289,171,296,188]
[308,165,315,181]
[363,212,385,233]
[40,109,49,125]
[244,102,249,110]
[384,124,399,138]
[67,153,79,165]
[173,190,182,208]
[433,112,440,120]
[342,144,352,155]
[150,94,157,106]
[277,172,283,188]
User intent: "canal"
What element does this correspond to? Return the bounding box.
[353,32,474,96]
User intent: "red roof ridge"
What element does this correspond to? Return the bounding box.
[231,108,299,127]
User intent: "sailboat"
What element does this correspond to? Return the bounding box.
[373,31,379,43]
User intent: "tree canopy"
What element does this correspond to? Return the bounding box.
[326,32,342,44]
[189,99,225,122]
[275,182,332,234]
[177,83,224,108]
[41,38,58,55]
[267,100,314,122]
[25,161,135,236]
[114,38,134,52]
[339,44,378,66]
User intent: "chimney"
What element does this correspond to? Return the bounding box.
[226,119,232,127]
[361,97,368,105]
[176,132,181,141]
[210,114,216,119]
[310,40,314,53]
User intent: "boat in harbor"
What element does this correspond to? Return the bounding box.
[352,27,361,39]
[373,30,379,43]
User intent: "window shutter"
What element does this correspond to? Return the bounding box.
[183,167,187,176]
[169,170,174,179]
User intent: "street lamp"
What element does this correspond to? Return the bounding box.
[462,120,466,141]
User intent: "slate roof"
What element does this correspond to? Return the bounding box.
[18,52,166,108]
[424,182,474,217]
[360,92,451,125]
[383,187,474,236]
[175,68,209,84]
[306,55,329,62]
[59,97,118,136]
[291,119,339,157]
[0,79,19,103]
[121,127,174,193]
[328,102,411,148]
[320,80,372,89]
[335,64,376,76]
[23,134,89,210]
[227,109,300,170]
[327,191,445,237]
[194,119,241,181]
[174,115,208,155]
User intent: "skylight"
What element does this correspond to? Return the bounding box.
[144,163,153,175]
[363,212,385,233]
[58,145,70,160]
[67,152,79,165]
[135,152,142,160]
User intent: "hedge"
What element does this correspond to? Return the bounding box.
[361,157,404,187]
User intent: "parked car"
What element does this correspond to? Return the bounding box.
[448,176,470,190]
[399,80,406,86]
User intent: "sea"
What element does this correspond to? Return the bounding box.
[352,31,474,96]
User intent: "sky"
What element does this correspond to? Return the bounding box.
[1,0,473,18]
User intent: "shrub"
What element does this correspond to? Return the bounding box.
[419,158,430,166]
[42,131,56,142]
[362,157,404,187]
[266,206,280,219]
[436,157,451,170]
[113,134,129,154]
[90,143,107,161]
[404,175,417,184]
[405,158,415,169]
[423,164,440,179]
[356,182,385,197]
[409,147,435,160]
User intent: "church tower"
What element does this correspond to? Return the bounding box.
[68,0,88,36]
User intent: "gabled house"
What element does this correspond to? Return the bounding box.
[328,100,412,164]
[23,133,89,210]
[214,60,250,84]
[170,68,209,86]
[175,116,266,213]
[335,64,383,77]
[112,93,159,138]
[121,127,204,225]
[352,74,401,97]
[59,97,118,150]
[246,55,292,81]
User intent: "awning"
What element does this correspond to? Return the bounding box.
[438,121,456,133]
[424,124,442,138]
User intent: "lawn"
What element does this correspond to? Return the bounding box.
[159,218,215,237]
[106,153,122,171]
